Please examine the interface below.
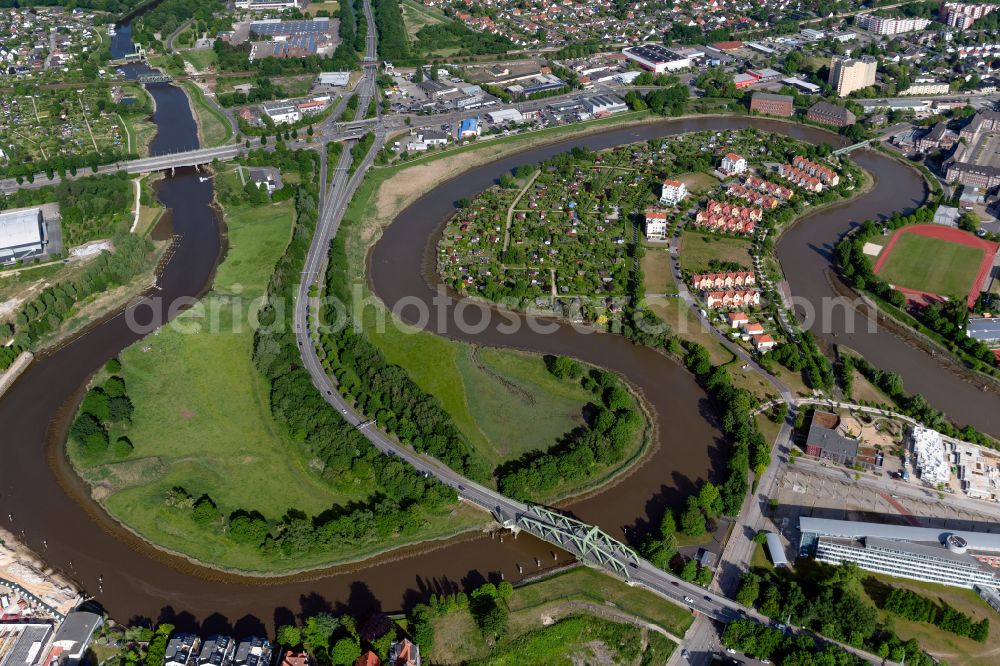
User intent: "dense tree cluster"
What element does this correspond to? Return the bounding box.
[0,233,152,370]
[212,39,357,77]
[69,362,135,458]
[733,562,936,665]
[1,172,135,246]
[495,368,643,500]
[413,21,511,56]
[683,344,770,513]
[372,0,410,61]
[320,324,488,481]
[406,582,512,655]
[240,148,460,559]
[723,620,867,665]
[882,587,989,642]
[132,0,226,51]
[274,611,394,666]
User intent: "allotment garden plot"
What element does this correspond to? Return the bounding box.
[439,147,655,322]
[0,89,141,166]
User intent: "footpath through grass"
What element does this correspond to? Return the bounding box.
[428,566,687,664]
[876,233,983,298]
[182,81,233,148]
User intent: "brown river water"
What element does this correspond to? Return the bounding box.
[5,112,995,632]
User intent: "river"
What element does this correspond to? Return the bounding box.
[1,86,995,628]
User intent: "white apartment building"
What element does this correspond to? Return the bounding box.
[644,210,668,241]
[660,179,687,206]
[855,13,931,35]
[720,152,747,176]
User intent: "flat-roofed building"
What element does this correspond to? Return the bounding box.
[855,14,931,35]
[799,516,1000,588]
[621,44,692,73]
[235,0,298,9]
[828,55,876,96]
[0,207,47,263]
[261,101,300,125]
[249,18,330,38]
[316,71,349,87]
[750,92,794,117]
[968,317,1000,344]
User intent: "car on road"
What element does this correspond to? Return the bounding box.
[703,595,712,601]
[726,648,737,654]
[681,649,690,660]
[671,581,679,586]
[683,596,694,603]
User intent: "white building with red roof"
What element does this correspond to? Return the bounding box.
[660,178,688,205]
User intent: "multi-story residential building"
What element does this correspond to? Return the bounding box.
[807,101,857,127]
[854,13,931,35]
[644,210,668,241]
[750,92,794,117]
[660,179,687,205]
[940,2,997,29]
[799,516,1000,589]
[234,0,299,9]
[719,152,747,176]
[828,56,877,96]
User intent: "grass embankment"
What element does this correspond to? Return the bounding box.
[428,566,689,664]
[876,233,983,298]
[678,230,754,273]
[860,573,999,666]
[181,81,233,147]
[336,116,656,497]
[117,86,158,157]
[72,194,481,573]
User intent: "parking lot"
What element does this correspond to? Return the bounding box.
[768,462,1000,560]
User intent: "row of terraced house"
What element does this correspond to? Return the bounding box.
[694,199,762,236]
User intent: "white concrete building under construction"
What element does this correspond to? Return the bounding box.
[799,516,1000,589]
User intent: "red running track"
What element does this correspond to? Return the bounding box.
[872,223,999,309]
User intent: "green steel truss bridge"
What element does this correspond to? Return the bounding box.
[495,504,640,579]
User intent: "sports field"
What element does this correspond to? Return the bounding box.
[874,225,997,307]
